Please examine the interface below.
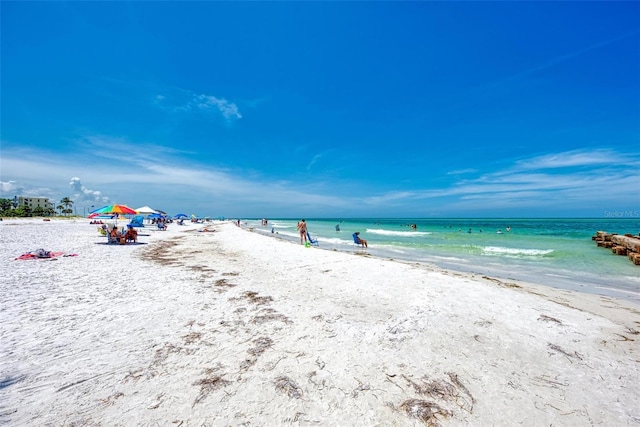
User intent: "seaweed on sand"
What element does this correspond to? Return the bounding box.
[193,369,231,406]
[240,336,274,371]
[251,308,290,324]
[215,278,237,288]
[399,399,452,426]
[247,336,273,355]
[274,376,303,399]
[402,372,474,412]
[144,238,184,266]
[243,291,274,305]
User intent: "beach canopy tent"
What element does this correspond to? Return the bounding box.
[126,215,145,228]
[135,206,158,215]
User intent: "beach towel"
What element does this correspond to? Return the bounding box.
[15,249,77,260]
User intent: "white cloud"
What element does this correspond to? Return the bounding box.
[360,148,640,213]
[363,191,418,205]
[306,149,338,171]
[154,86,242,121]
[0,180,23,196]
[194,94,242,120]
[2,139,638,217]
[69,177,110,205]
[512,149,626,171]
[447,168,477,175]
[0,136,349,216]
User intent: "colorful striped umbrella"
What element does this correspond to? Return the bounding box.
[89,204,138,215]
[87,212,115,219]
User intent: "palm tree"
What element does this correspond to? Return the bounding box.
[56,204,65,216]
[60,197,73,216]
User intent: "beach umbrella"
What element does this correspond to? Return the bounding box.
[135,206,158,215]
[90,204,138,215]
[88,212,115,219]
[174,213,188,219]
[148,213,164,219]
[90,204,137,226]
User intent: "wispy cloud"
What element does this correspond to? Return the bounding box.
[499,30,640,87]
[511,148,629,171]
[447,168,477,175]
[442,30,640,115]
[2,139,638,216]
[153,86,242,121]
[193,94,242,120]
[306,149,338,171]
[360,148,640,213]
[0,134,348,214]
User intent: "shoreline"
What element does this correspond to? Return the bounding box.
[239,221,640,335]
[1,218,639,425]
[245,219,640,306]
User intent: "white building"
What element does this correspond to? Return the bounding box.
[14,196,55,211]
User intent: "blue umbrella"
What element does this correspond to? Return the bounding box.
[174,213,188,219]
[148,213,164,219]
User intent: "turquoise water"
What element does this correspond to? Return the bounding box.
[243,218,640,304]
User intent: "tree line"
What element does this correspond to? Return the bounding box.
[0,197,74,217]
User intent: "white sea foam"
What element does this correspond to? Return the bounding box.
[482,246,554,256]
[269,221,294,229]
[365,228,431,237]
[432,255,469,262]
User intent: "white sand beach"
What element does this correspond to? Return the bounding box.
[1,218,639,426]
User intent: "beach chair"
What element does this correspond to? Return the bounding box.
[307,231,319,246]
[124,227,138,243]
[107,232,120,244]
[352,233,366,247]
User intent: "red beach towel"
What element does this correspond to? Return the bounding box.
[15,250,76,260]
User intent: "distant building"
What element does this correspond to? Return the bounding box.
[15,196,55,211]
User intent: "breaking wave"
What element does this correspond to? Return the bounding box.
[366,228,431,237]
[482,246,554,257]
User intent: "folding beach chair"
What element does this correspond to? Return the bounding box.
[307,231,319,246]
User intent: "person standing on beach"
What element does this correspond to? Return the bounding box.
[297,219,308,245]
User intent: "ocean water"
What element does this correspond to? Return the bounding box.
[243,218,640,304]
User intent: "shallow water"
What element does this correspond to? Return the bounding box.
[245,218,640,304]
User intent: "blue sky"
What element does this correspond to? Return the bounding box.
[1,1,639,218]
